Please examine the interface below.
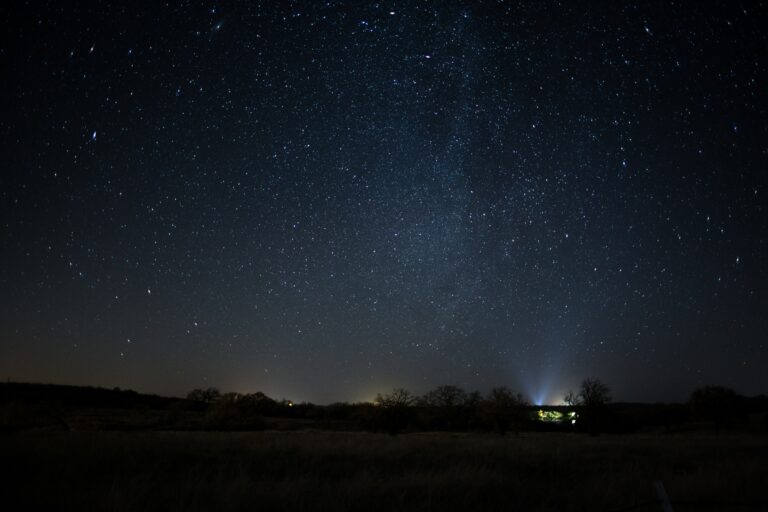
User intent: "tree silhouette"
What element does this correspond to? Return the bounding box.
[419,385,478,431]
[570,378,611,435]
[186,387,221,404]
[482,386,529,435]
[578,378,611,408]
[374,388,416,435]
[420,385,468,408]
[375,388,416,408]
[563,390,578,407]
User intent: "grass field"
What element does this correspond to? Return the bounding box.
[1,430,766,511]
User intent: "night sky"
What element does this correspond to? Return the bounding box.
[1,1,766,404]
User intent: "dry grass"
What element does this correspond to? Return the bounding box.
[1,430,766,511]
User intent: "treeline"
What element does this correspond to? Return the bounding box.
[183,378,611,435]
[185,380,768,435]
[2,380,766,434]
[186,384,532,434]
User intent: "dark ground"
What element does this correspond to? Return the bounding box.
[1,430,767,512]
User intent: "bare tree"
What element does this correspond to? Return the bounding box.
[374,387,416,408]
[483,386,529,435]
[186,387,221,404]
[374,388,416,435]
[563,390,578,407]
[419,385,478,431]
[420,385,468,408]
[574,378,611,435]
[578,378,611,407]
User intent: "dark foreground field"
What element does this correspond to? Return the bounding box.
[1,431,766,512]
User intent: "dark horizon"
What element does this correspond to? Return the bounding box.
[1,2,766,405]
[0,378,762,409]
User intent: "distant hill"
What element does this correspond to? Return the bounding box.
[0,381,189,410]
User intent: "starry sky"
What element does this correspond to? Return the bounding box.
[1,1,766,404]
